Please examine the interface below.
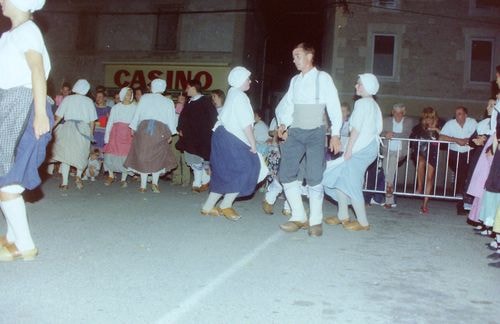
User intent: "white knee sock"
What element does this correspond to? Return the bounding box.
[60,163,70,185]
[76,168,83,178]
[202,192,222,211]
[265,178,283,204]
[308,184,324,226]
[47,163,54,175]
[140,173,148,189]
[121,172,128,182]
[152,171,161,185]
[220,192,238,209]
[335,189,350,221]
[0,197,35,251]
[191,163,203,187]
[283,181,307,222]
[352,200,369,226]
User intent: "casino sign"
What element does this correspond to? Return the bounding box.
[104,62,230,91]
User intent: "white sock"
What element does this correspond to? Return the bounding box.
[335,189,350,221]
[265,179,282,204]
[201,170,210,185]
[202,192,222,211]
[220,193,238,209]
[140,173,148,189]
[352,200,369,226]
[0,197,35,251]
[308,184,324,226]
[283,181,307,222]
[152,171,161,185]
[191,165,203,187]
[76,168,83,178]
[60,163,70,185]
[121,172,128,182]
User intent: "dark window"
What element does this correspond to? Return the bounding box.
[76,13,97,51]
[470,40,493,82]
[155,10,179,51]
[373,35,395,77]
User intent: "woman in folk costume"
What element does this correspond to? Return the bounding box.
[103,87,136,188]
[200,66,260,221]
[52,79,97,190]
[323,73,383,231]
[477,96,500,238]
[466,99,496,226]
[0,0,53,261]
[124,78,177,193]
[177,79,218,193]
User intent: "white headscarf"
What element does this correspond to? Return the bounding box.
[151,79,166,94]
[119,87,133,102]
[358,73,380,96]
[72,79,90,96]
[228,66,251,88]
[10,0,45,12]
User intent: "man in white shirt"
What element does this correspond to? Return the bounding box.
[276,42,342,237]
[439,106,477,214]
[382,103,415,208]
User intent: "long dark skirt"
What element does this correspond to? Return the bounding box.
[124,120,177,173]
[0,100,54,189]
[210,126,259,197]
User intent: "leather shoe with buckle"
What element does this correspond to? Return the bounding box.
[262,200,273,214]
[280,221,308,232]
[200,208,220,217]
[219,207,241,221]
[0,236,9,248]
[104,176,114,186]
[344,222,370,231]
[324,216,353,226]
[308,224,323,237]
[0,244,38,262]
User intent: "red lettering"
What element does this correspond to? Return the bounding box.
[166,70,174,89]
[130,70,147,89]
[113,69,130,88]
[175,71,192,90]
[195,71,213,90]
[148,70,163,82]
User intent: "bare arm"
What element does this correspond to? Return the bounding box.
[439,134,467,146]
[25,50,49,139]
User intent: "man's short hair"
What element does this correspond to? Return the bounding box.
[294,42,315,57]
[187,79,202,93]
[392,103,406,112]
[456,106,468,115]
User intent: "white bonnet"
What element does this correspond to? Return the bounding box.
[151,79,166,94]
[72,79,90,96]
[358,73,380,96]
[10,0,45,12]
[119,87,133,102]
[228,66,251,88]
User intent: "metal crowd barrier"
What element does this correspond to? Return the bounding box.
[363,137,471,200]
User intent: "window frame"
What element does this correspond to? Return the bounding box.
[465,37,495,86]
[366,24,405,82]
[154,8,180,51]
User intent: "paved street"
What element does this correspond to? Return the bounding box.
[1,176,499,324]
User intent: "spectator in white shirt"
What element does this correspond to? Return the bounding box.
[439,106,477,214]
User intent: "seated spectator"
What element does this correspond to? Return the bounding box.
[410,107,442,214]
